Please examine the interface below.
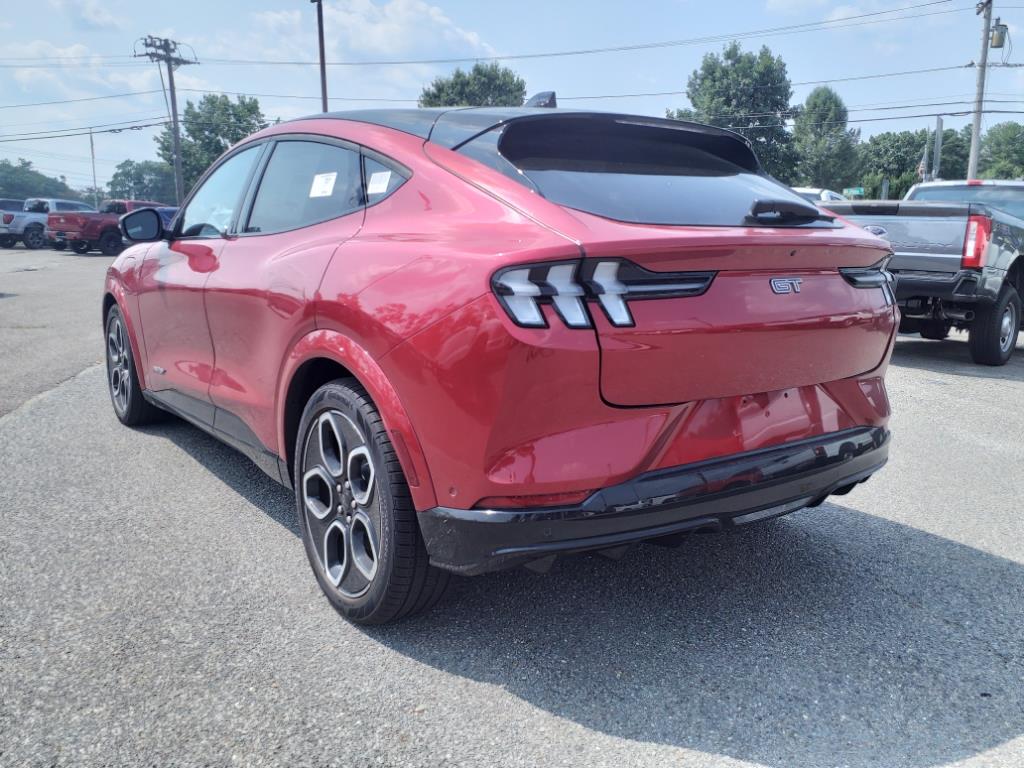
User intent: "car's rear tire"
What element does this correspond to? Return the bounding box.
[295,379,450,625]
[22,225,45,250]
[918,320,951,340]
[98,230,122,256]
[105,305,162,426]
[0,235,15,248]
[72,241,90,254]
[968,284,1021,366]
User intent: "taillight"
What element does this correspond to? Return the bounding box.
[2,214,12,225]
[491,259,715,329]
[962,215,992,269]
[840,257,895,305]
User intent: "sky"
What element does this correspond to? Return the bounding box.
[1,0,1021,191]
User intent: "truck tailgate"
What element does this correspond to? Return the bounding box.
[827,201,969,273]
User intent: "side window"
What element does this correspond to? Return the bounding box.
[363,156,408,205]
[179,145,261,238]
[56,202,74,211]
[246,140,362,233]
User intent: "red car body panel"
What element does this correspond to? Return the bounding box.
[104,111,895,530]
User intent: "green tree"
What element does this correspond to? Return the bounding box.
[419,62,526,108]
[667,42,796,181]
[156,94,266,193]
[792,86,860,189]
[0,158,84,200]
[979,122,1024,179]
[936,126,971,180]
[108,160,176,203]
[857,129,930,198]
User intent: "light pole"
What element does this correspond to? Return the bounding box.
[311,0,328,113]
[967,0,994,180]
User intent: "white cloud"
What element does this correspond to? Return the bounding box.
[765,0,826,11]
[49,0,124,30]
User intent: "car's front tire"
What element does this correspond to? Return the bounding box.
[22,225,45,250]
[969,284,1021,365]
[105,305,162,426]
[295,379,449,624]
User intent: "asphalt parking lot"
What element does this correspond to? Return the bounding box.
[1,247,1023,768]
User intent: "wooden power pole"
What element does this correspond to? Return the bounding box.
[136,36,198,204]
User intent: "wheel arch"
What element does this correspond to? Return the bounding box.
[102,278,148,390]
[1007,256,1023,302]
[277,330,437,510]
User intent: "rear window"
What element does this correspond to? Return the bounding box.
[458,117,830,227]
[101,201,127,215]
[908,185,1024,219]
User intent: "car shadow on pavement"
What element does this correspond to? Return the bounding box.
[143,416,1024,768]
[368,507,1024,768]
[139,417,298,534]
[892,334,1024,381]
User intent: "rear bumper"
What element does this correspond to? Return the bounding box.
[419,426,889,575]
[894,269,999,305]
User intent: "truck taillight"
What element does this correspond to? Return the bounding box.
[962,215,992,269]
[2,214,12,225]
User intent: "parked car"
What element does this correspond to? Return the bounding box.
[0,198,95,250]
[0,199,25,248]
[107,108,897,624]
[794,187,848,203]
[828,179,1023,365]
[48,198,166,255]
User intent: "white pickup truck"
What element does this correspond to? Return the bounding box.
[827,180,1024,365]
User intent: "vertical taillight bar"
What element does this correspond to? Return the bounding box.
[962,215,992,269]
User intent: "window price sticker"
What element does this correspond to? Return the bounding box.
[309,172,337,198]
[367,171,392,196]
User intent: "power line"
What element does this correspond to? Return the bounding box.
[199,2,967,67]
[733,108,1024,130]
[0,0,965,72]
[4,58,1017,113]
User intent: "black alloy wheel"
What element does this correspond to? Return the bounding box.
[295,379,449,624]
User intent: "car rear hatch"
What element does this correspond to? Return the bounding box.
[470,114,895,406]
[577,222,894,405]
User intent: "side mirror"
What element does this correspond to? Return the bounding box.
[120,208,165,242]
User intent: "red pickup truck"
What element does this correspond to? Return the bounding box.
[47,199,167,255]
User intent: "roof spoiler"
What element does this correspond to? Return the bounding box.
[524,91,557,108]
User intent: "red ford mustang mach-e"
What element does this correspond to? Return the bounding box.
[107,108,896,624]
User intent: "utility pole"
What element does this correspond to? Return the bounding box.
[311,0,329,112]
[968,0,994,179]
[88,128,99,209]
[135,36,198,205]
[931,116,944,180]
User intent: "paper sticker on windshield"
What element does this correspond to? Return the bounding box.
[367,171,392,196]
[309,172,337,198]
